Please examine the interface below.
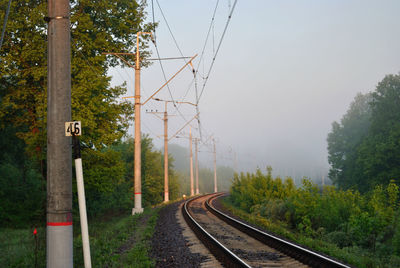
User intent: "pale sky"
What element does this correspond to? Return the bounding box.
[110,0,400,180]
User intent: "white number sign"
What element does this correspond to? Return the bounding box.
[65,121,82,136]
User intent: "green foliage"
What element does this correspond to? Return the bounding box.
[0,0,153,157]
[0,207,159,267]
[74,208,158,267]
[0,226,46,267]
[109,135,181,208]
[355,74,400,190]
[328,73,400,192]
[327,93,372,189]
[0,0,163,225]
[230,169,400,266]
[0,163,45,226]
[0,126,45,227]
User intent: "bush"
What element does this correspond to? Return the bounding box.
[229,168,400,260]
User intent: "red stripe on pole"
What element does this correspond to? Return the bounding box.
[47,222,73,226]
[134,192,141,195]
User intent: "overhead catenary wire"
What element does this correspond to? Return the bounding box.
[148,1,237,157]
[71,37,166,140]
[142,120,162,140]
[151,0,192,123]
[155,0,190,70]
[177,77,195,104]
[151,0,204,145]
[192,0,220,140]
[194,0,220,81]
[151,0,176,104]
[197,0,238,103]
[154,0,201,121]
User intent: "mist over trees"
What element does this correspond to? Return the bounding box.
[168,143,234,194]
[328,73,400,192]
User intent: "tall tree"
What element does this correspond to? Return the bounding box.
[0,0,153,169]
[0,0,153,163]
[327,93,372,189]
[0,0,153,222]
[356,74,400,190]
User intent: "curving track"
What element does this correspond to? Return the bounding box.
[182,193,351,268]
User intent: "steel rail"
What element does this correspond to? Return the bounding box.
[182,194,251,268]
[206,194,352,268]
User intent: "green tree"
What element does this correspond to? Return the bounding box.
[0,0,153,164]
[111,135,181,207]
[356,74,400,190]
[0,0,153,223]
[0,126,45,227]
[327,93,372,189]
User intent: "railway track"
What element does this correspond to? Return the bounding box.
[182,193,351,268]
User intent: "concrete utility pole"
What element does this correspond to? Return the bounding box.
[132,32,152,214]
[213,138,217,193]
[167,114,199,197]
[46,0,73,266]
[189,127,194,196]
[163,102,169,202]
[103,32,153,214]
[146,101,171,202]
[104,44,197,211]
[195,138,199,194]
[150,99,197,202]
[234,151,238,173]
[105,32,152,214]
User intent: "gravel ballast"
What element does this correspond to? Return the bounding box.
[150,201,208,268]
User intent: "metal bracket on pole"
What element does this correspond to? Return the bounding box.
[142,54,198,106]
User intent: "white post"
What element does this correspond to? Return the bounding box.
[195,138,199,195]
[74,157,92,268]
[164,101,169,202]
[189,127,194,196]
[71,134,92,268]
[213,138,217,193]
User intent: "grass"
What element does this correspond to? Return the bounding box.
[0,207,160,267]
[0,226,45,267]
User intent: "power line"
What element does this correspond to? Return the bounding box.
[154,0,199,116]
[151,0,190,123]
[151,0,176,102]
[178,77,195,103]
[193,0,220,140]
[142,120,162,140]
[151,0,204,141]
[155,0,189,68]
[195,0,220,81]
[197,0,238,102]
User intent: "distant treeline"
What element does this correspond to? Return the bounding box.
[327,73,400,192]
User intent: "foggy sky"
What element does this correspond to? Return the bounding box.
[109,1,400,180]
